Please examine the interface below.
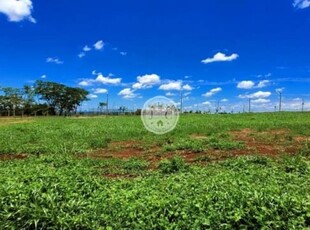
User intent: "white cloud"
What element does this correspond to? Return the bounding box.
[87,94,98,99]
[46,57,63,64]
[92,70,101,75]
[94,40,104,50]
[256,80,270,88]
[78,73,121,87]
[237,80,255,89]
[238,91,271,99]
[202,87,222,97]
[133,74,160,89]
[120,52,127,56]
[83,45,91,52]
[93,88,108,94]
[293,0,310,9]
[183,84,193,91]
[250,91,271,99]
[276,88,285,93]
[78,52,85,58]
[0,0,36,23]
[166,92,175,97]
[41,74,46,79]
[252,98,270,104]
[118,88,137,99]
[221,98,228,102]
[202,101,212,106]
[159,81,182,91]
[96,74,121,85]
[78,80,91,87]
[201,52,239,64]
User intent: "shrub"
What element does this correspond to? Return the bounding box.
[158,156,187,173]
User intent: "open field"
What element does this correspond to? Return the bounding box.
[1,112,310,229]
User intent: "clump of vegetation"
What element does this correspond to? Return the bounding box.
[123,158,149,171]
[158,156,187,173]
[299,142,310,157]
[163,139,205,152]
[206,136,244,150]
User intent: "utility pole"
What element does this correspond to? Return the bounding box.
[302,99,304,112]
[243,104,245,113]
[248,98,251,113]
[106,93,109,115]
[180,91,183,114]
[279,92,282,112]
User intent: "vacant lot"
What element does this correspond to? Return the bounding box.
[0,113,310,229]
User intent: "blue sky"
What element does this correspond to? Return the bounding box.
[0,0,310,112]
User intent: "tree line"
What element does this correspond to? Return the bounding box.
[0,80,89,116]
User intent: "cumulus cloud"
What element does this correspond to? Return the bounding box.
[87,94,98,99]
[165,92,175,97]
[293,0,310,9]
[118,88,137,99]
[201,52,239,64]
[78,73,122,87]
[256,80,270,88]
[159,81,182,91]
[237,80,270,89]
[96,74,121,85]
[94,40,104,50]
[41,75,46,79]
[276,88,285,93]
[0,0,36,23]
[78,52,85,58]
[120,52,127,56]
[221,98,228,102]
[238,91,271,99]
[132,74,160,89]
[237,80,255,89]
[202,87,222,97]
[158,81,193,91]
[251,98,270,104]
[182,84,193,91]
[93,88,108,94]
[83,45,92,52]
[78,80,91,87]
[46,57,63,64]
[202,101,212,106]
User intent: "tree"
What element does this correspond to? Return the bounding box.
[0,87,23,116]
[34,80,89,116]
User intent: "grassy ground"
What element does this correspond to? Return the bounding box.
[0,112,310,229]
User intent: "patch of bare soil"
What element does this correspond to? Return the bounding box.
[80,129,309,178]
[190,134,208,140]
[229,129,301,158]
[85,141,145,159]
[0,118,33,126]
[0,154,28,161]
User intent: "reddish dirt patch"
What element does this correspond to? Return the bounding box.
[229,129,300,157]
[0,154,27,161]
[294,136,310,143]
[85,140,145,159]
[80,130,310,179]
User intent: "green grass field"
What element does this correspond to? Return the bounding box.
[1,113,310,229]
